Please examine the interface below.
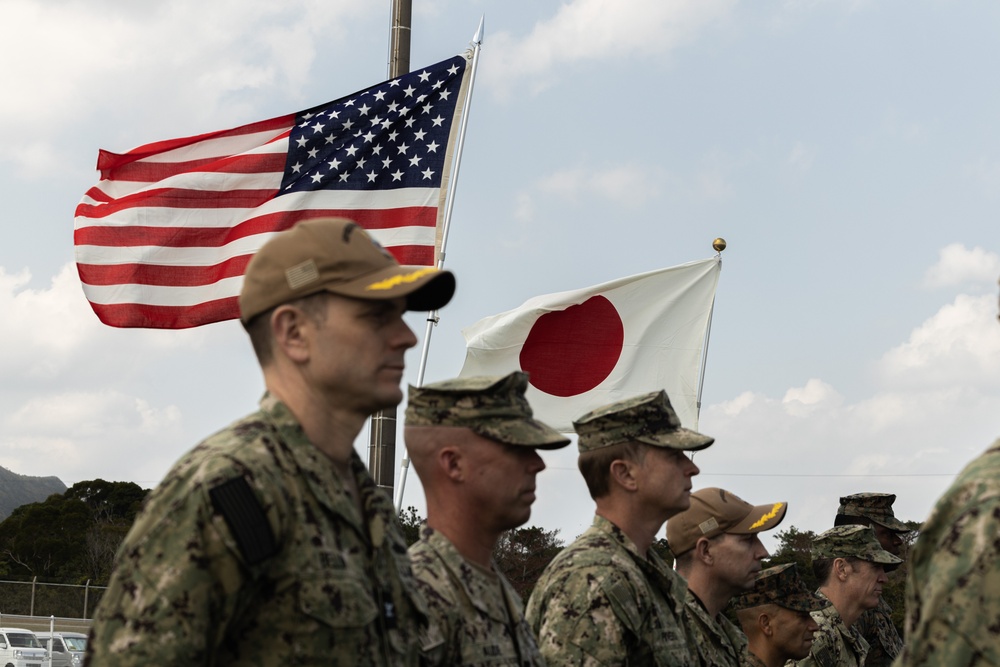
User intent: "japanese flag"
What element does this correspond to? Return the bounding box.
[459,257,722,432]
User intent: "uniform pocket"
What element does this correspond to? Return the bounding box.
[298,572,379,629]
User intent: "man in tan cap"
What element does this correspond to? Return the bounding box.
[525,390,714,666]
[668,487,787,667]
[796,525,902,667]
[834,493,910,667]
[733,563,829,667]
[88,218,455,666]
[404,372,570,666]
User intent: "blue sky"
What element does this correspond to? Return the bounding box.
[2,0,998,551]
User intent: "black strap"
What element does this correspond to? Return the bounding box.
[209,477,278,565]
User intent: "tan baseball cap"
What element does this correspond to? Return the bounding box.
[667,487,787,556]
[238,217,455,323]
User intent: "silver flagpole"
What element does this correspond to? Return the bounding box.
[395,18,485,512]
[694,238,726,424]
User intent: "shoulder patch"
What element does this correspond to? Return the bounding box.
[210,476,278,565]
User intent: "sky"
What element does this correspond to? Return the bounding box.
[2,0,999,553]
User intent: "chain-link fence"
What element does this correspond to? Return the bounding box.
[0,579,105,620]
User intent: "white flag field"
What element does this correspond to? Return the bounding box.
[459,257,722,432]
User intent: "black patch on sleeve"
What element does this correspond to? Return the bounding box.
[209,477,278,565]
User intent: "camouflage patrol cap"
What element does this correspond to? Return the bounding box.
[666,487,787,556]
[405,372,571,449]
[239,217,456,323]
[573,390,714,453]
[811,525,903,567]
[731,563,830,612]
[836,493,909,532]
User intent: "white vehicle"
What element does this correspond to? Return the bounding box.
[36,633,86,667]
[0,628,45,667]
[32,633,74,667]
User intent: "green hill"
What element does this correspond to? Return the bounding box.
[0,466,66,521]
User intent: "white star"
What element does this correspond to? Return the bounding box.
[291,162,303,173]
[357,157,367,169]
[381,119,392,129]
[398,106,411,116]
[421,103,432,114]
[363,131,375,142]
[374,90,386,101]
[389,79,400,87]
[359,103,371,115]
[422,168,434,179]
[416,94,427,104]
[382,157,392,169]
[343,119,354,130]
[303,112,315,120]
[370,115,382,126]
[404,117,416,128]
[310,173,323,184]
[391,170,404,181]
[418,70,430,82]
[295,136,308,148]
[311,121,324,133]
[367,171,378,182]
[345,145,359,156]
[325,134,336,144]
[448,64,459,76]
[431,115,445,127]
[343,98,355,107]
[388,130,399,142]
[414,130,427,141]
[298,120,310,128]
[409,155,422,167]
[307,148,318,159]
[397,142,409,155]
[388,102,399,113]
[426,141,440,153]
[339,172,350,182]
[372,144,383,155]
[327,158,341,169]
[327,109,340,119]
[439,90,451,101]
[432,79,443,90]
[403,85,415,97]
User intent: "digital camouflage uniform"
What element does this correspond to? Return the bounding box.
[87,394,428,666]
[894,439,1000,667]
[683,589,748,667]
[836,493,909,667]
[525,514,696,667]
[852,598,901,667]
[409,525,543,666]
[742,652,768,667]
[796,592,870,667]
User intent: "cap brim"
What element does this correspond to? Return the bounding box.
[730,501,788,534]
[873,516,912,533]
[332,265,456,311]
[779,590,832,613]
[476,419,572,450]
[638,427,715,451]
[865,548,904,569]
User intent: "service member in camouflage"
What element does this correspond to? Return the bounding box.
[894,285,1000,667]
[404,372,570,666]
[834,493,910,667]
[796,525,902,667]
[525,390,714,666]
[668,487,787,667]
[86,218,455,666]
[733,563,829,667]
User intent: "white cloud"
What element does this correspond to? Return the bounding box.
[787,141,815,171]
[923,243,1000,289]
[0,0,377,174]
[483,0,736,97]
[536,164,667,207]
[878,293,1000,388]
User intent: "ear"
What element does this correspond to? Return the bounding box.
[834,557,851,582]
[759,611,773,637]
[609,459,638,492]
[439,446,464,482]
[271,305,312,363]
[694,536,714,565]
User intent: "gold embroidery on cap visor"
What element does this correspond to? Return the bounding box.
[366,267,440,292]
[749,502,785,530]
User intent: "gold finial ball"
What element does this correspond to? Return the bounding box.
[712,237,727,252]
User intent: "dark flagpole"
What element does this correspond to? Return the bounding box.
[368,0,412,500]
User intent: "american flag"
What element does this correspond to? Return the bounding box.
[74,53,470,329]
